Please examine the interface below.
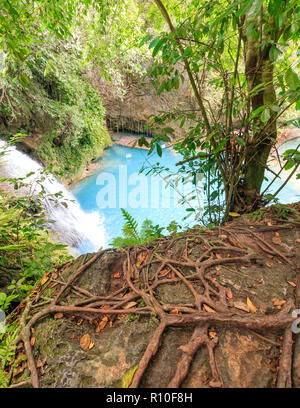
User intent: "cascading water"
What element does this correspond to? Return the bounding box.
[0,140,107,254]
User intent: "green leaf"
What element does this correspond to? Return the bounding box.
[156,144,162,157]
[183,46,193,58]
[152,38,166,57]
[149,38,160,49]
[269,45,282,61]
[249,105,265,120]
[121,364,139,388]
[261,108,271,123]
[286,68,299,91]
[139,34,151,47]
[233,136,246,146]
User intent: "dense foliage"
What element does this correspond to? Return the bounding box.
[138,0,300,222]
[0,43,111,183]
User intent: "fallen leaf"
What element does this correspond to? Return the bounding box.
[271,298,286,307]
[220,234,228,239]
[80,334,91,351]
[203,304,216,313]
[247,297,257,313]
[296,239,300,244]
[169,308,179,314]
[54,312,64,319]
[49,282,58,288]
[123,301,137,309]
[287,281,296,287]
[88,342,95,350]
[209,330,217,339]
[100,305,111,310]
[121,364,139,388]
[226,288,233,299]
[229,212,240,217]
[113,272,120,278]
[136,251,148,267]
[272,237,281,244]
[36,358,43,368]
[275,232,280,237]
[216,253,222,259]
[233,300,249,312]
[267,222,272,226]
[96,317,108,333]
[40,276,49,286]
[30,337,36,347]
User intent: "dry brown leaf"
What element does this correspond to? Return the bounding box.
[123,301,137,309]
[169,309,179,314]
[275,232,280,237]
[54,312,64,319]
[216,253,222,259]
[181,248,187,259]
[209,330,217,339]
[136,251,148,267]
[39,276,49,286]
[271,298,286,307]
[80,334,91,351]
[229,212,240,217]
[113,272,120,278]
[233,300,249,312]
[88,342,95,350]
[226,288,233,299]
[247,297,257,313]
[96,317,108,333]
[287,281,296,287]
[272,237,281,245]
[36,358,43,368]
[220,234,228,239]
[203,304,216,313]
[30,337,36,347]
[100,305,111,310]
[296,239,300,244]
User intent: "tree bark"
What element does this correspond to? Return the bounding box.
[242,36,277,206]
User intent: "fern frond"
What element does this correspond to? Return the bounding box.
[121,209,139,240]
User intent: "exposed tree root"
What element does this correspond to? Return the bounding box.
[10,221,300,388]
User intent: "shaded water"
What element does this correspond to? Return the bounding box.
[263,137,300,203]
[72,135,300,252]
[72,141,191,249]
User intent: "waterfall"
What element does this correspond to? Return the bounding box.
[0,140,107,254]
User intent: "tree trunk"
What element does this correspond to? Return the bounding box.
[242,37,277,207]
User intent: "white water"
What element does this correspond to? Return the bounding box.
[0,140,107,254]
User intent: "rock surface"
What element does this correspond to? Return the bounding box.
[10,206,300,388]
